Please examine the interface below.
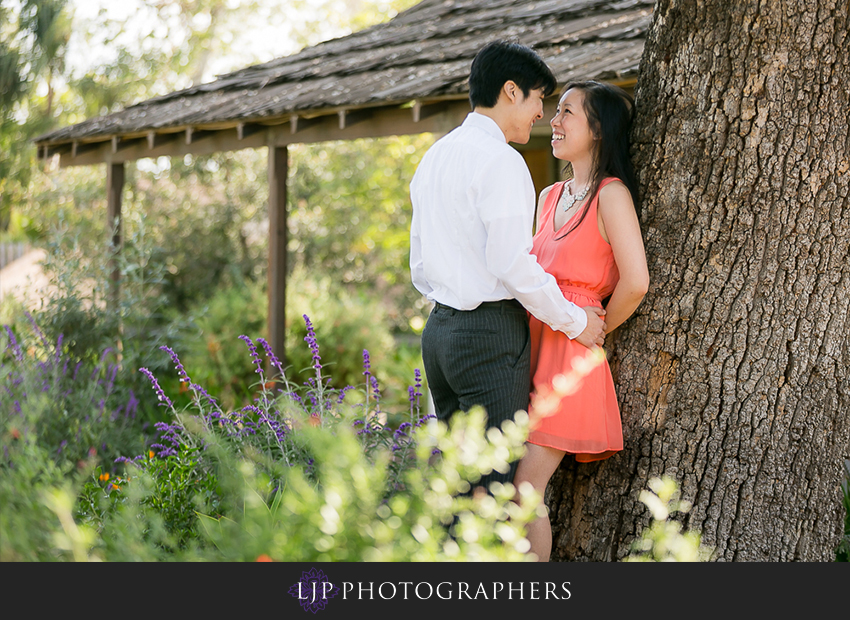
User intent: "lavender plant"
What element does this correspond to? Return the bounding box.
[0,320,152,560]
[1,318,151,472]
[80,312,547,560]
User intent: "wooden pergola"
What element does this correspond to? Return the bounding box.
[33,0,652,364]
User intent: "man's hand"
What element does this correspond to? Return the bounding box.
[573,306,607,349]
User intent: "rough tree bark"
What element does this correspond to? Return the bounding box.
[548,0,850,561]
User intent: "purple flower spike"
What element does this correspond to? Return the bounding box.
[24,311,49,348]
[337,385,354,404]
[302,315,322,372]
[54,334,64,365]
[3,326,23,361]
[370,375,381,406]
[159,346,191,383]
[256,337,285,378]
[139,367,173,409]
[238,335,264,375]
[362,349,372,378]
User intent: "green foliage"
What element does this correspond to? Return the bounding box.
[623,476,714,562]
[284,268,397,392]
[31,209,185,405]
[2,318,543,561]
[127,152,267,312]
[0,0,71,231]
[836,461,850,562]
[1,319,152,473]
[173,267,413,412]
[187,407,537,562]
[78,446,220,552]
[289,134,435,333]
[0,425,75,561]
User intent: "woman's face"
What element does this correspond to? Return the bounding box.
[550,88,596,162]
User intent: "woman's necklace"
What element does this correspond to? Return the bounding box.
[561,180,589,212]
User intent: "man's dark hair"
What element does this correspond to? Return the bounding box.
[468,40,557,109]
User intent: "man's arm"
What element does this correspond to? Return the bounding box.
[476,152,603,342]
[409,178,434,298]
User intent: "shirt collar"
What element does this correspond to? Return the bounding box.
[462,112,507,143]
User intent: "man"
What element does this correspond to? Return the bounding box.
[409,41,607,491]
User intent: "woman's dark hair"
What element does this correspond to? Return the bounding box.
[468,41,557,109]
[555,80,639,240]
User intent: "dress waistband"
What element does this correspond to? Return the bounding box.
[558,283,601,302]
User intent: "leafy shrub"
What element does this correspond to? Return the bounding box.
[1,319,148,561]
[176,268,400,410]
[837,461,850,562]
[1,320,152,473]
[623,476,714,562]
[62,316,541,560]
[29,212,186,416]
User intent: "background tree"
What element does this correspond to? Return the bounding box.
[0,0,70,232]
[3,0,426,412]
[548,0,849,561]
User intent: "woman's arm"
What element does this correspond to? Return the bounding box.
[597,180,649,334]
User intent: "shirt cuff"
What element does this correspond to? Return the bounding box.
[563,307,587,340]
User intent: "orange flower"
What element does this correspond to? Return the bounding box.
[149,450,155,459]
[255,554,273,562]
[10,428,20,440]
[99,473,110,482]
[308,415,321,427]
[111,485,121,492]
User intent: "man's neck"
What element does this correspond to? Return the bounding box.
[472,107,508,142]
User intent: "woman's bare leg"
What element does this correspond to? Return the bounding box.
[513,443,567,561]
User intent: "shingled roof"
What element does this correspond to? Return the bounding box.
[34,0,653,164]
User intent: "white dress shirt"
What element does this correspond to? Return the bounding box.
[409,112,588,339]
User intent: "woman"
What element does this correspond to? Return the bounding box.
[513,81,649,561]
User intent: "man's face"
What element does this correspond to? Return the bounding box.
[505,86,545,144]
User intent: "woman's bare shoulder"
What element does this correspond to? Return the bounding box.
[539,183,558,202]
[598,179,633,209]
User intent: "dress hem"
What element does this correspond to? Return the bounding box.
[527,432,622,463]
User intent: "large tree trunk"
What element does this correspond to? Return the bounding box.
[548,0,850,561]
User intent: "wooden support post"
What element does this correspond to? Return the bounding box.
[338,108,372,130]
[268,146,288,373]
[290,114,323,134]
[185,127,214,144]
[237,122,265,140]
[412,100,449,123]
[147,131,179,150]
[106,162,124,313]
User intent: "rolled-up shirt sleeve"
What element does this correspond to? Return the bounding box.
[476,152,588,339]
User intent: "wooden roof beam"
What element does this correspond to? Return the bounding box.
[41,143,72,159]
[72,140,103,158]
[111,136,146,154]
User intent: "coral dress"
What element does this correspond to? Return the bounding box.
[527,177,623,462]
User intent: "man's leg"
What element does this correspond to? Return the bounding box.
[421,304,461,422]
[433,301,531,489]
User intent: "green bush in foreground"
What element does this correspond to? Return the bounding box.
[624,476,714,562]
[3,313,715,562]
